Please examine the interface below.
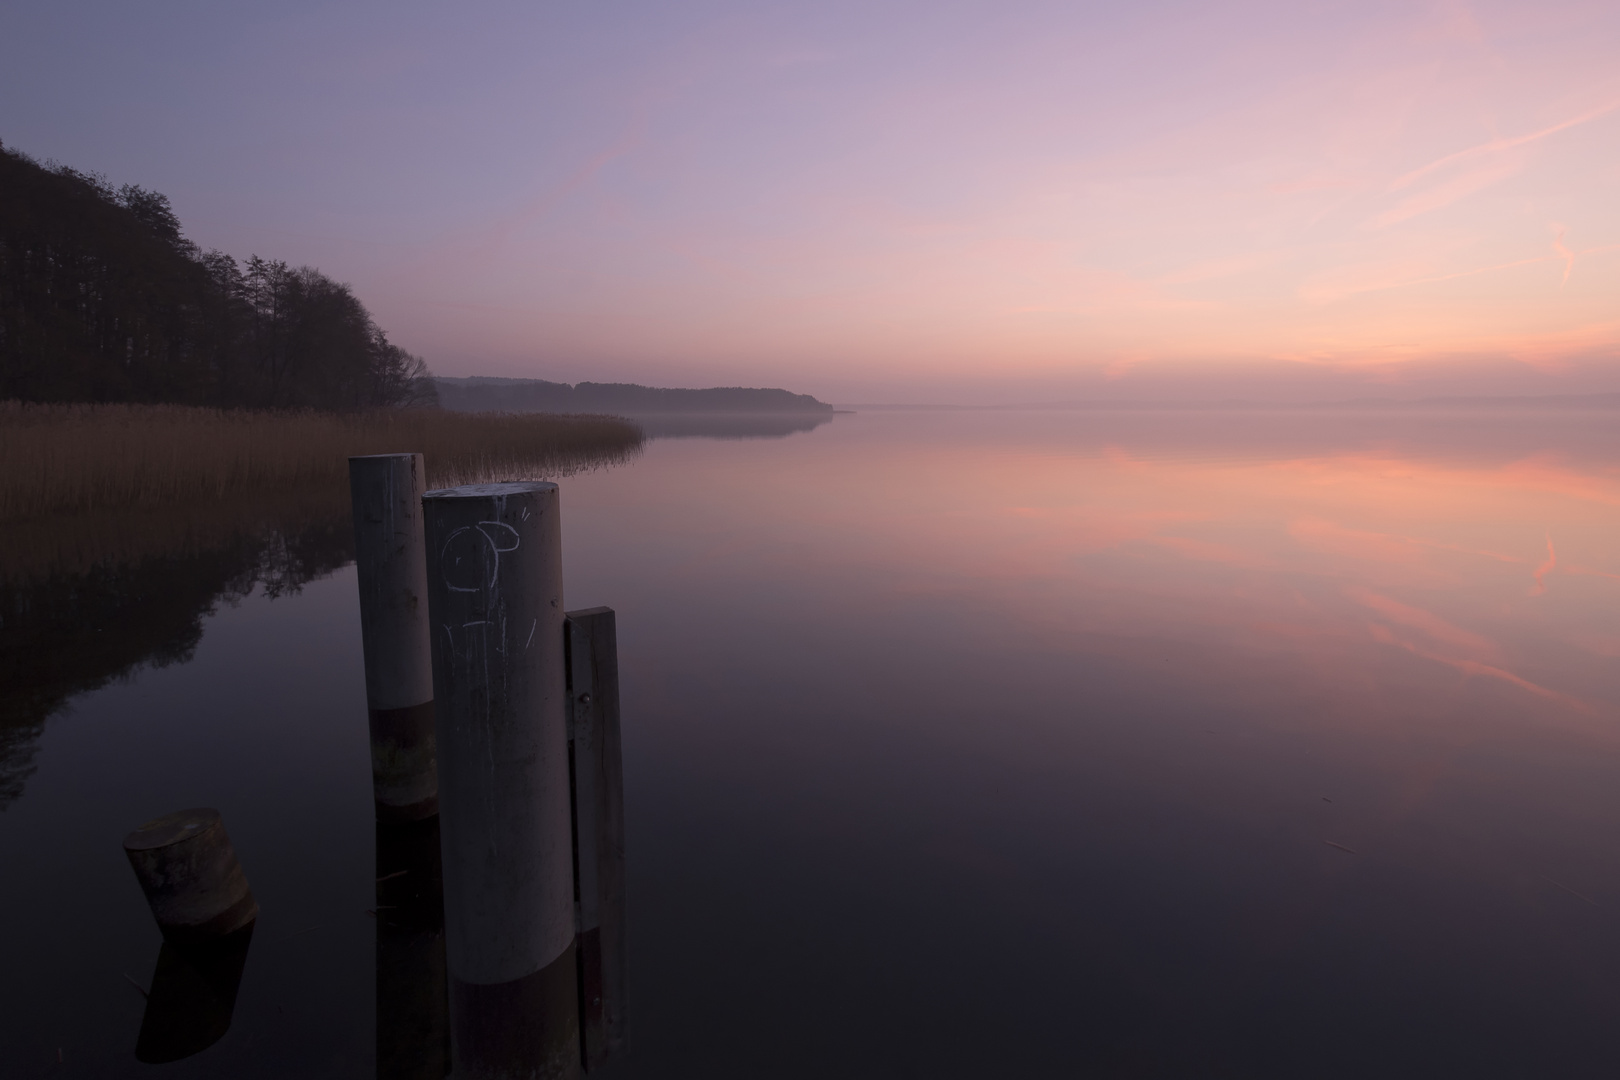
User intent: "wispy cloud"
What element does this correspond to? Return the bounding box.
[1387,98,1620,193]
[1366,156,1522,230]
[1358,99,1620,231]
[1345,586,1495,654]
[497,120,649,242]
[1367,623,1585,710]
[1532,534,1557,596]
[1564,564,1620,583]
[1551,225,1574,286]
[1297,233,1617,304]
[1290,517,1526,569]
[1290,518,1429,567]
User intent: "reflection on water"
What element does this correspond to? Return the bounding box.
[568,408,1620,1076]
[134,925,255,1064]
[812,410,1620,722]
[0,414,835,806]
[3,408,1620,1076]
[375,819,450,1080]
[0,505,354,810]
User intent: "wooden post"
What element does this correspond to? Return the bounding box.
[376,818,451,1080]
[423,482,579,1080]
[565,607,628,1069]
[124,808,258,944]
[349,453,438,822]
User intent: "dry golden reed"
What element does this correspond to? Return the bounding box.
[0,401,643,522]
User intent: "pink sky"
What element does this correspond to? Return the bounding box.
[4,1,1618,401]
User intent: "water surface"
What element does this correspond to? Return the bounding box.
[4,409,1620,1077]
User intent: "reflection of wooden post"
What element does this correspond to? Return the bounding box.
[349,454,438,822]
[423,482,579,1080]
[124,808,258,943]
[135,924,255,1064]
[376,818,450,1080]
[566,607,628,1068]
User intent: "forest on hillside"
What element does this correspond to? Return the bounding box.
[0,140,434,409]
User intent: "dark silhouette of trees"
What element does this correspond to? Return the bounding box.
[435,376,833,414]
[0,140,436,409]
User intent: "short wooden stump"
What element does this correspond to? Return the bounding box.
[124,808,259,943]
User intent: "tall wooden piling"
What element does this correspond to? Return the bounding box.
[349,453,438,822]
[565,607,628,1068]
[423,482,579,1080]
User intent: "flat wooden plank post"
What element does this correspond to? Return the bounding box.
[565,607,628,1069]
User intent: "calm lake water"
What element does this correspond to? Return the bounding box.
[4,408,1620,1078]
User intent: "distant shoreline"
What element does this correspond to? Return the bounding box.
[437,377,834,415]
[836,393,1620,412]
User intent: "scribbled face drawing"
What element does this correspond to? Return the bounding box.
[439,521,522,597]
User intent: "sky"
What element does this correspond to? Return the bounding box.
[3,0,1618,403]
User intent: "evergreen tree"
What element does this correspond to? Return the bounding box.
[0,141,436,409]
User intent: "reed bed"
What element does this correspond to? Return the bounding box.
[0,401,643,522]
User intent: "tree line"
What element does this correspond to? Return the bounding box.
[435,376,834,414]
[0,140,435,409]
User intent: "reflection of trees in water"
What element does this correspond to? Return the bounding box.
[0,446,640,812]
[0,508,353,810]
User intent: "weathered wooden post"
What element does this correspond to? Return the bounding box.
[124,808,258,943]
[349,453,439,822]
[565,607,628,1068]
[376,818,450,1080]
[423,482,579,1079]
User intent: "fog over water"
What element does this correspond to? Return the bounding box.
[3,409,1620,1076]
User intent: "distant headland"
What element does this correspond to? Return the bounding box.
[436,377,834,415]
